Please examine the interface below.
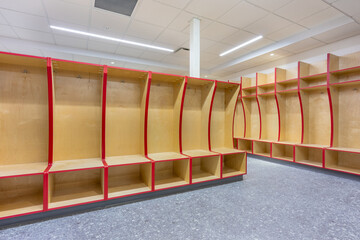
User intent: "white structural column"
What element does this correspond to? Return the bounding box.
[190,18,200,78]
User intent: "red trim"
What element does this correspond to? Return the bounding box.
[330,79,360,86]
[256,73,261,139]
[46,58,54,165]
[103,166,108,200]
[52,58,102,67]
[147,156,189,163]
[293,145,296,162]
[43,172,49,211]
[102,66,107,162]
[220,154,223,178]
[151,161,155,191]
[208,81,217,151]
[232,85,240,148]
[144,72,152,157]
[330,65,360,74]
[241,98,246,138]
[322,148,325,168]
[179,77,187,153]
[189,158,193,184]
[270,142,273,158]
[327,54,334,148]
[300,84,327,90]
[48,166,104,174]
[274,68,281,142]
[300,72,327,80]
[298,62,304,144]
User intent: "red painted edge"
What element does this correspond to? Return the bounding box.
[208,81,217,151]
[102,66,107,163]
[189,158,193,184]
[179,77,187,153]
[256,73,262,140]
[232,84,241,148]
[327,54,334,148]
[298,62,304,144]
[144,72,152,157]
[274,68,281,142]
[46,58,54,166]
[220,154,223,178]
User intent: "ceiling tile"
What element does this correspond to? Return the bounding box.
[7,46,43,57]
[0,9,50,32]
[116,45,144,58]
[155,29,188,47]
[41,50,74,61]
[298,7,345,28]
[203,42,234,55]
[161,54,188,66]
[167,11,211,32]
[133,0,181,27]
[0,25,18,38]
[101,60,126,68]
[62,0,92,6]
[13,27,55,44]
[201,22,238,42]
[90,8,130,36]
[323,0,337,3]
[49,19,88,39]
[43,0,90,26]
[140,51,167,62]
[87,40,118,53]
[281,38,325,53]
[244,14,292,36]
[266,24,307,41]
[313,22,360,43]
[123,62,149,71]
[180,37,217,51]
[331,0,360,17]
[73,55,101,65]
[275,0,329,22]
[0,42,8,51]
[218,1,268,29]
[154,0,191,9]
[185,0,239,20]
[221,30,257,46]
[244,38,274,51]
[126,20,163,41]
[246,0,293,11]
[54,34,88,49]
[0,0,46,16]
[0,13,7,24]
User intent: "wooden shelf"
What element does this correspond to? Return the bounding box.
[182,78,215,156]
[253,141,271,157]
[147,73,185,159]
[300,87,331,146]
[299,60,327,88]
[241,76,256,89]
[52,60,103,171]
[242,87,256,97]
[236,139,252,153]
[105,67,149,166]
[154,159,190,190]
[258,94,278,141]
[276,75,298,92]
[258,83,275,95]
[182,149,218,158]
[275,67,298,83]
[325,149,360,175]
[49,168,104,209]
[328,52,360,84]
[108,163,152,198]
[295,146,323,167]
[0,174,43,218]
[222,153,246,178]
[277,92,302,143]
[242,97,260,139]
[148,152,188,162]
[0,54,49,177]
[272,143,293,162]
[212,148,244,155]
[192,155,221,183]
[257,72,275,86]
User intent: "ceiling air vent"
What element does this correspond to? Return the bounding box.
[94,0,138,16]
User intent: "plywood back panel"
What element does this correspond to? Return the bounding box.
[53,64,103,161]
[234,99,245,138]
[243,98,260,139]
[0,60,49,165]
[259,96,278,141]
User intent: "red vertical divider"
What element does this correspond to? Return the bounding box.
[208,81,217,151]
[179,77,188,154]
[327,53,334,147]
[322,148,325,168]
[256,73,262,139]
[293,145,296,162]
[220,154,223,178]
[274,68,281,142]
[189,158,193,184]
[232,82,241,148]
[240,77,246,138]
[144,72,154,190]
[102,66,108,200]
[297,62,305,144]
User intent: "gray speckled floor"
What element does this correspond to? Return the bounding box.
[1,156,359,240]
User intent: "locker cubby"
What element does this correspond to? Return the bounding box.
[257,72,275,86]
[241,76,256,89]
[276,92,302,143]
[222,153,246,178]
[276,67,298,82]
[325,149,360,175]
[182,78,216,157]
[49,168,104,209]
[154,159,190,190]
[0,54,49,177]
[0,174,43,218]
[328,52,360,85]
[147,73,187,161]
[295,146,323,167]
[51,60,104,172]
[276,79,298,92]
[272,143,293,162]
[258,95,278,141]
[258,83,275,95]
[299,61,327,88]
[300,87,331,147]
[191,155,221,183]
[210,82,242,154]
[242,87,256,97]
[105,67,149,166]
[242,97,260,140]
[234,98,245,139]
[108,163,152,198]
[253,141,271,157]
[237,139,252,153]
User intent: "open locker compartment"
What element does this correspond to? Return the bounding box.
[234,98,245,139]
[192,155,221,183]
[241,76,256,97]
[330,82,360,152]
[325,149,360,175]
[182,78,217,157]
[147,73,188,161]
[0,174,43,219]
[51,60,104,172]
[257,72,275,95]
[272,143,294,162]
[242,97,260,140]
[222,153,246,178]
[105,67,150,166]
[237,139,252,153]
[253,140,271,157]
[300,87,331,147]
[210,82,242,154]
[295,146,323,167]
[328,52,360,85]
[277,91,302,143]
[154,159,190,190]
[49,168,104,209]
[299,60,327,88]
[258,95,279,141]
[0,53,49,178]
[276,67,298,92]
[108,162,152,198]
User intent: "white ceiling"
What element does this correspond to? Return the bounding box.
[0,0,360,80]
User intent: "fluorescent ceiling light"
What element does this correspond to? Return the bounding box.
[50,25,174,52]
[219,35,263,57]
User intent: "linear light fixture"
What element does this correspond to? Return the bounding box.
[50,25,174,52]
[219,35,263,57]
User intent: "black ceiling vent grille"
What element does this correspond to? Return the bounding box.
[94,0,138,16]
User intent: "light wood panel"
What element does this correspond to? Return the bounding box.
[325,150,360,174]
[242,98,260,139]
[258,95,278,141]
[0,54,48,177]
[237,139,252,153]
[234,99,245,138]
[154,159,190,190]
[241,76,256,88]
[192,156,221,183]
[257,72,275,86]
[222,153,246,178]
[253,141,271,157]
[295,146,322,167]
[272,143,293,161]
